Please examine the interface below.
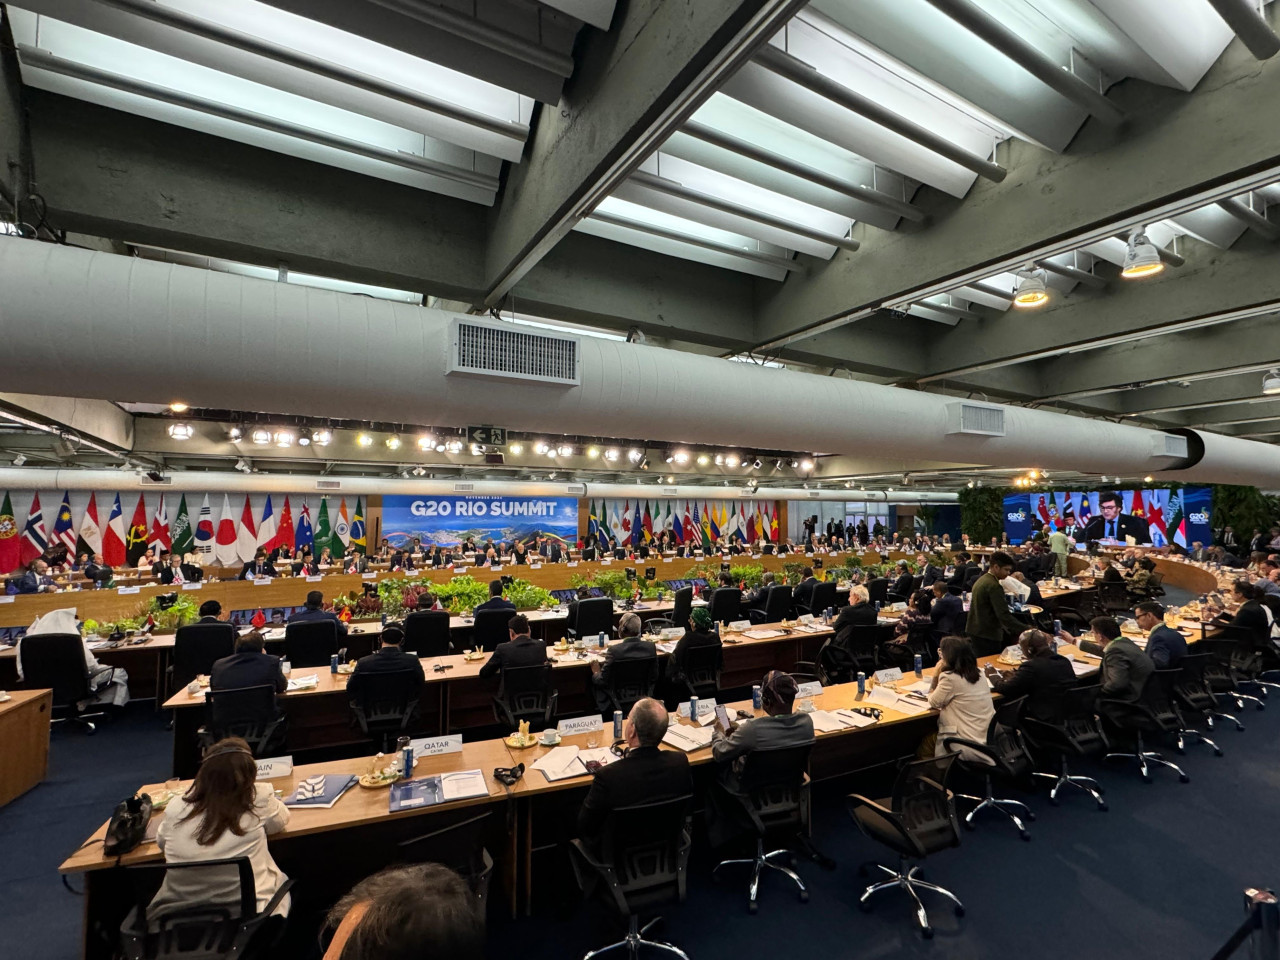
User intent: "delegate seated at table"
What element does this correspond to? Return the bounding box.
[16,607,130,708]
[346,623,424,702]
[590,612,658,712]
[478,615,547,679]
[474,580,516,615]
[289,590,348,637]
[210,630,287,694]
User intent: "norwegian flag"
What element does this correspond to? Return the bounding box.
[19,493,48,566]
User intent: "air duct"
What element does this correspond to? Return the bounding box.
[3,240,1279,487]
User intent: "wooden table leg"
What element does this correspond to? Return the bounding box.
[523,799,534,917]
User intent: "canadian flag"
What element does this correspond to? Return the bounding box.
[215,494,239,566]
[236,495,258,562]
[148,495,171,554]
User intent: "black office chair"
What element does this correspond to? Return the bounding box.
[748,585,792,625]
[472,609,513,653]
[846,755,964,939]
[569,597,615,641]
[200,685,287,758]
[118,856,292,960]
[943,696,1036,840]
[1199,637,1266,713]
[18,632,108,732]
[1099,668,1190,783]
[646,586,694,636]
[807,582,838,618]
[1173,651,1241,738]
[671,642,722,702]
[1096,581,1130,614]
[492,663,558,732]
[171,623,236,692]
[1146,572,1165,597]
[348,669,422,752]
[879,622,936,672]
[711,744,814,912]
[844,625,886,675]
[1054,590,1102,634]
[793,638,860,687]
[865,578,890,606]
[283,621,340,668]
[570,795,693,960]
[401,611,452,657]
[398,811,494,906]
[600,657,659,717]
[1218,626,1280,700]
[1019,684,1108,811]
[707,588,741,624]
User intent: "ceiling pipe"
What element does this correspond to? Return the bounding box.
[627,171,860,251]
[17,46,499,192]
[0,467,958,502]
[920,0,1126,127]
[679,121,926,223]
[1036,259,1107,289]
[753,43,1006,183]
[1205,0,1280,60]
[6,241,1280,486]
[1217,197,1280,240]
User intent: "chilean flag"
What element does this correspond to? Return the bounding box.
[236,495,258,562]
[19,493,47,566]
[102,494,127,566]
[194,494,215,560]
[257,495,279,552]
[215,494,239,565]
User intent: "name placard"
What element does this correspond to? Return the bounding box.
[530,563,543,570]
[410,734,463,757]
[566,561,579,567]
[873,667,903,684]
[181,582,203,590]
[253,578,272,585]
[490,564,502,573]
[0,595,13,604]
[117,586,140,595]
[306,576,324,583]
[796,681,824,698]
[361,572,377,579]
[558,715,604,736]
[662,557,673,563]
[677,698,717,718]
[660,627,683,640]
[600,559,612,565]
[798,614,815,624]
[256,756,294,780]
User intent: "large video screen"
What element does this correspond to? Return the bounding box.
[1002,487,1212,547]
[381,495,578,549]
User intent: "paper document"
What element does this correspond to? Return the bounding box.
[577,748,620,770]
[834,709,878,728]
[284,774,356,809]
[1069,659,1099,676]
[742,629,785,640]
[532,746,587,782]
[286,674,319,691]
[808,709,853,733]
[661,724,714,752]
[867,686,929,716]
[900,679,933,695]
[439,770,489,802]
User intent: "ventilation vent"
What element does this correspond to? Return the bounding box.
[565,483,587,496]
[447,317,580,385]
[807,490,821,499]
[316,480,342,491]
[1154,434,1189,458]
[661,487,679,496]
[453,483,476,493]
[945,402,1006,437]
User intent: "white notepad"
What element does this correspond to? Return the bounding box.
[661,725,714,752]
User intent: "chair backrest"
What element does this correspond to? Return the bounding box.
[18,633,90,708]
[890,754,961,855]
[284,620,339,667]
[603,655,658,714]
[865,578,889,604]
[810,581,838,615]
[205,684,280,753]
[1142,667,1182,728]
[1097,580,1130,612]
[1059,683,1106,755]
[738,743,812,838]
[678,642,721,699]
[984,696,1032,778]
[401,611,452,657]
[120,855,258,955]
[397,811,494,900]
[497,662,554,712]
[173,624,236,687]
[350,668,421,719]
[762,584,792,622]
[671,587,693,627]
[573,597,615,638]
[596,794,693,913]
[708,588,741,624]
[472,609,513,652]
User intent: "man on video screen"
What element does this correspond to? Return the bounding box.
[1083,492,1150,544]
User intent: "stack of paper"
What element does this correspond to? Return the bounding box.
[867,686,930,716]
[284,774,357,808]
[532,746,588,782]
[807,709,854,733]
[743,629,785,640]
[834,709,878,728]
[286,674,319,691]
[662,724,714,752]
[438,770,489,802]
[1069,659,1099,676]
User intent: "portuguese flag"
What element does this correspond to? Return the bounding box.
[0,492,19,574]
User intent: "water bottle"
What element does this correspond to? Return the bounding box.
[598,632,607,649]
[329,654,339,674]
[752,685,762,710]
[398,737,413,777]
[613,710,623,740]
[874,600,882,613]
[689,696,698,721]
[857,672,866,695]
[914,653,923,678]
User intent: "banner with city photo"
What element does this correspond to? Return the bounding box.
[380,495,578,549]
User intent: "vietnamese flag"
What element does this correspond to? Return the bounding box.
[278,496,295,551]
[0,492,20,574]
[103,494,128,566]
[125,494,149,564]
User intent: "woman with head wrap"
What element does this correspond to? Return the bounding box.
[664,605,723,700]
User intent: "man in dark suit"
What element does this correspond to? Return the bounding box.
[345,623,424,702]
[537,538,564,563]
[151,550,170,577]
[576,698,692,851]
[479,614,547,680]
[890,562,913,600]
[12,559,56,594]
[196,599,224,623]
[1083,492,1151,544]
[1209,579,1272,649]
[82,552,113,588]
[947,553,975,591]
[1080,616,1154,704]
[742,573,776,616]
[792,567,817,612]
[984,628,1075,722]
[1098,558,1125,584]
[239,549,276,580]
[210,630,287,694]
[289,590,349,637]
[918,555,945,588]
[591,613,658,712]
[929,581,963,637]
[1133,602,1187,668]
[474,579,516,615]
[159,553,203,585]
[1219,526,1240,551]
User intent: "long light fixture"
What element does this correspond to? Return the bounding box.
[166,422,193,440]
[1263,369,1280,395]
[533,440,550,455]
[1012,263,1049,308]
[1121,227,1164,279]
[168,401,189,413]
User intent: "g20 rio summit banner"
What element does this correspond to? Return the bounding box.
[1002,486,1212,548]
[381,495,578,549]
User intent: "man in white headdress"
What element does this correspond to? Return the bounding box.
[15,608,130,709]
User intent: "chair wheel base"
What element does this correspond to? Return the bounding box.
[748,901,758,915]
[1097,802,1109,812]
[1213,748,1224,757]
[922,926,934,940]
[798,890,809,903]
[954,905,965,918]
[1179,774,1190,783]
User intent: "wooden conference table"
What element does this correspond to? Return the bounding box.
[162,618,837,777]
[0,688,52,806]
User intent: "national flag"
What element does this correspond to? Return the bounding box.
[684,502,694,545]
[642,501,653,542]
[1166,491,1187,547]
[588,500,601,545]
[315,498,334,558]
[0,493,20,574]
[215,494,239,566]
[125,494,149,564]
[235,495,258,562]
[722,504,737,542]
[257,495,279,553]
[171,495,193,558]
[708,502,721,542]
[76,492,103,559]
[699,502,713,552]
[20,493,48,566]
[1130,489,1146,519]
[1035,495,1051,528]
[1147,490,1168,547]
[148,495,171,554]
[52,491,76,553]
[631,501,642,547]
[1046,492,1061,531]
[664,501,673,538]
[278,497,295,551]
[351,497,366,554]
[193,494,215,561]
[769,504,778,542]
[103,494,127,566]
[1060,494,1076,528]
[251,609,266,629]
[1077,493,1092,526]
[672,503,685,545]
[295,500,315,554]
[745,503,757,543]
[621,500,632,536]
[335,498,351,553]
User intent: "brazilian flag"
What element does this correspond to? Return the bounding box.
[351,498,366,554]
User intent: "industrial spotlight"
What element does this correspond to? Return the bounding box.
[1121,228,1164,279]
[166,422,194,441]
[227,426,243,442]
[1012,263,1049,308]
[627,448,644,463]
[417,434,436,451]
[556,444,574,457]
[446,439,464,454]
[310,428,332,446]
[1263,369,1280,395]
[385,435,402,450]
[750,458,763,470]
[411,465,427,476]
[250,427,272,445]
[603,447,619,462]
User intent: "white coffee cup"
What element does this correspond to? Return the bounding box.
[186,680,200,695]
[280,660,292,676]
[540,730,558,744]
